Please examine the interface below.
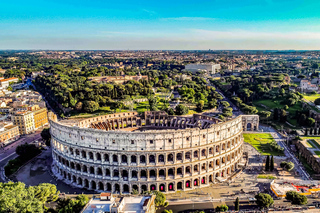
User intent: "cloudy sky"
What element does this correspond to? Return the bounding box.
[1,0,320,50]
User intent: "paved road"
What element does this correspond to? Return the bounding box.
[0,130,42,182]
[262,126,310,180]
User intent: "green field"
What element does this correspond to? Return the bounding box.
[303,94,320,102]
[133,101,150,113]
[243,133,284,156]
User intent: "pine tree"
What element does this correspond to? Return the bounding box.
[270,155,274,171]
[235,197,240,211]
[265,155,270,171]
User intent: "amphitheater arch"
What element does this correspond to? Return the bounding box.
[158,154,164,162]
[131,155,137,163]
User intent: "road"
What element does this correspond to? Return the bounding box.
[0,130,42,182]
[262,126,310,180]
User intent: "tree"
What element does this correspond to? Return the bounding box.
[41,128,51,146]
[235,197,240,211]
[270,155,274,171]
[216,204,228,212]
[196,100,205,112]
[255,193,274,209]
[265,155,270,171]
[56,194,89,213]
[273,108,279,120]
[75,102,83,111]
[221,101,230,108]
[286,191,308,205]
[175,104,189,115]
[153,191,168,208]
[307,117,315,127]
[83,101,99,113]
[16,143,41,161]
[280,161,295,171]
[315,98,320,105]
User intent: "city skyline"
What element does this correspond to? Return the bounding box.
[2,0,320,50]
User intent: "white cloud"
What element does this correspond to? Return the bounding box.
[161,17,215,21]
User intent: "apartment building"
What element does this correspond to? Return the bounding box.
[0,121,20,146]
[12,111,35,135]
[32,107,48,129]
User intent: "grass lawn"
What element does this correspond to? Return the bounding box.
[257,174,277,179]
[134,101,150,113]
[301,137,320,149]
[315,151,320,157]
[303,94,320,102]
[243,133,284,156]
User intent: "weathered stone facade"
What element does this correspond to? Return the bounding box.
[51,112,253,193]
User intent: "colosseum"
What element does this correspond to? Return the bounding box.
[50,111,259,193]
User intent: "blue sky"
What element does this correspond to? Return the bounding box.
[1,0,320,50]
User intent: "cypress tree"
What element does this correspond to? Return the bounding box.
[305,128,308,136]
[270,155,274,171]
[265,155,270,171]
[235,197,240,211]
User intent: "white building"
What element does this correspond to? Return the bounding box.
[300,80,319,92]
[185,63,221,75]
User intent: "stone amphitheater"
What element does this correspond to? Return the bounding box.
[50,111,259,193]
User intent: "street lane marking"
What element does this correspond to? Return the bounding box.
[0,152,16,163]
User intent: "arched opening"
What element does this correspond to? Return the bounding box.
[149,155,155,163]
[96,153,101,161]
[186,180,191,188]
[247,123,252,131]
[177,167,182,175]
[90,167,94,174]
[89,152,94,160]
[227,168,230,175]
[216,159,220,166]
[141,185,147,193]
[185,166,191,174]
[84,179,89,188]
[131,155,136,163]
[209,175,213,183]
[168,168,174,176]
[209,161,213,169]
[104,154,109,162]
[150,170,156,178]
[158,154,164,162]
[168,183,174,191]
[121,155,127,163]
[67,173,71,180]
[201,149,206,157]
[159,184,166,192]
[106,183,112,191]
[123,184,129,193]
[141,170,147,178]
[176,153,183,161]
[194,179,199,186]
[78,177,82,185]
[194,165,198,172]
[216,145,220,153]
[132,184,138,192]
[222,157,225,163]
[98,182,104,190]
[132,170,137,178]
[105,169,110,176]
[81,151,86,159]
[201,176,206,184]
[209,148,213,155]
[122,170,128,180]
[150,184,156,191]
[185,152,191,160]
[159,169,165,177]
[167,153,173,162]
[140,155,146,163]
[194,150,198,158]
[114,184,120,193]
[227,142,230,149]
[216,172,219,177]
[177,182,183,190]
[113,170,119,178]
[222,144,226,150]
[202,163,206,171]
[83,165,87,173]
[75,149,80,156]
[70,162,75,169]
[97,167,102,176]
[113,154,118,163]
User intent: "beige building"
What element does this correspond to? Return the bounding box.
[0,77,19,89]
[12,111,35,135]
[0,122,20,146]
[32,107,49,129]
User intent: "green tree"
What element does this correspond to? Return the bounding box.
[315,98,320,105]
[75,102,83,111]
[175,104,189,115]
[41,128,51,146]
[153,191,169,208]
[270,155,274,171]
[216,204,228,212]
[235,197,240,211]
[286,191,308,205]
[265,155,270,171]
[221,101,230,108]
[16,143,41,161]
[255,193,274,209]
[196,100,205,112]
[83,101,99,113]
